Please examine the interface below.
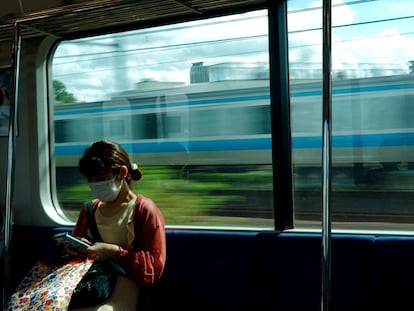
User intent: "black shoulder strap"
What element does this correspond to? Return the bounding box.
[83,201,102,242]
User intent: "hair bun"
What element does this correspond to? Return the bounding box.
[130,163,142,181]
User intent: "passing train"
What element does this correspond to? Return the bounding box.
[53,72,414,168]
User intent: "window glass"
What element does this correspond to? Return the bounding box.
[51,0,414,231]
[289,0,414,230]
[52,10,274,228]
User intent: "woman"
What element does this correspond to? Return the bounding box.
[68,140,166,310]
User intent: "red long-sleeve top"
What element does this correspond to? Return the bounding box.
[71,194,166,286]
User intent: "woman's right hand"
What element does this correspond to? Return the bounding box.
[61,237,93,258]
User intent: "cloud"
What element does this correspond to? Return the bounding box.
[288,0,412,79]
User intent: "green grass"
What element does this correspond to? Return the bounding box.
[57,165,274,225]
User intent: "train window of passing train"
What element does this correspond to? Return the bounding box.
[50,0,414,231]
[51,9,275,228]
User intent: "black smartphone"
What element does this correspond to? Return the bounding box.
[53,232,91,249]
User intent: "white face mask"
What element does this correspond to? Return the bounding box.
[88,176,122,202]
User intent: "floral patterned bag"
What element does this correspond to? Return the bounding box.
[6,258,93,311]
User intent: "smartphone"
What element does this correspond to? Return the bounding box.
[53,232,91,249]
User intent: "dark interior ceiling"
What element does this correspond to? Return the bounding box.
[0,0,268,43]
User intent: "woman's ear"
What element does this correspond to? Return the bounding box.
[119,165,128,179]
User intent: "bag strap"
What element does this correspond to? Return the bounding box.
[83,201,102,242]
[85,196,142,245]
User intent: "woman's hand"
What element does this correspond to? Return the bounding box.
[83,242,119,261]
[58,236,92,259]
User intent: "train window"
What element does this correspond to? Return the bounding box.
[289,0,414,230]
[51,9,275,228]
[107,119,125,137]
[50,0,413,231]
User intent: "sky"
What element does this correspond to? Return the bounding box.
[288,0,414,78]
[52,0,414,102]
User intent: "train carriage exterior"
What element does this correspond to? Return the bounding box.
[54,73,414,167]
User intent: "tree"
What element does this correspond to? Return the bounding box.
[53,80,77,104]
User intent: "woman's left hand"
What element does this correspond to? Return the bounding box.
[84,242,119,261]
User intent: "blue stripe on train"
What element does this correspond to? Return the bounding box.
[54,132,414,156]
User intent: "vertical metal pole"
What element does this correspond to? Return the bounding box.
[321,0,332,310]
[2,21,21,309]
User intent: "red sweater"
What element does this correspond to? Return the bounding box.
[71,194,166,286]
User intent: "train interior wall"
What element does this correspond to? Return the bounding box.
[0,33,55,308]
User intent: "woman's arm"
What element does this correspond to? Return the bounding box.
[117,195,166,285]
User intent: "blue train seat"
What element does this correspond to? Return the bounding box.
[254,232,375,311]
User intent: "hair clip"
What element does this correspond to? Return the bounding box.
[131,163,138,170]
